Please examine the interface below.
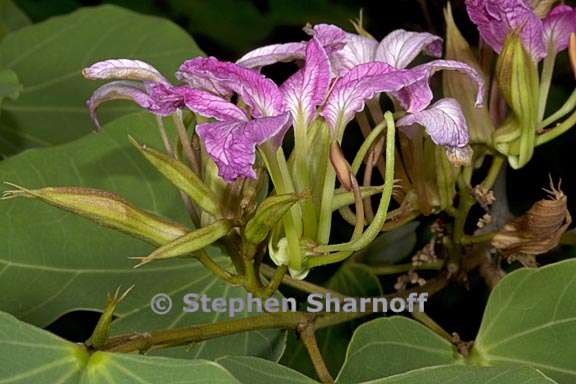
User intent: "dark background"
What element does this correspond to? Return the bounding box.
[19,0,576,344]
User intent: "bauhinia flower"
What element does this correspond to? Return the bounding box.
[238,25,485,153]
[465,0,576,60]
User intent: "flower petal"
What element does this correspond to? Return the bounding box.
[82,59,168,83]
[177,57,285,117]
[543,4,576,53]
[396,98,470,148]
[306,24,347,55]
[375,29,443,69]
[281,37,330,124]
[465,0,546,59]
[321,62,412,129]
[390,59,484,113]
[332,33,378,74]
[236,42,306,69]
[197,112,291,182]
[172,87,248,121]
[87,81,157,129]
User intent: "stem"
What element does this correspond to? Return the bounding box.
[197,250,243,285]
[155,116,174,157]
[481,156,505,190]
[260,264,343,297]
[310,112,396,258]
[299,325,334,384]
[351,120,387,174]
[453,170,475,245]
[261,265,288,297]
[538,45,556,122]
[538,89,576,130]
[173,111,200,175]
[370,260,444,275]
[536,109,576,146]
[461,231,497,245]
[411,310,453,342]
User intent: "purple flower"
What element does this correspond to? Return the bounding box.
[179,36,331,181]
[83,60,187,129]
[543,5,576,53]
[465,0,576,59]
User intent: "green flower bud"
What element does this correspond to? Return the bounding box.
[443,3,494,144]
[134,219,232,267]
[244,192,304,245]
[129,137,221,216]
[2,184,187,245]
[494,31,539,169]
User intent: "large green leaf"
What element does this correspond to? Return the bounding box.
[0,4,202,156]
[336,317,460,383]
[0,310,242,383]
[366,365,557,384]
[0,0,30,40]
[472,259,576,383]
[281,263,382,378]
[0,112,284,360]
[217,356,317,384]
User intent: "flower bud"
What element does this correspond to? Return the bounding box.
[443,3,494,144]
[330,142,353,191]
[130,137,221,216]
[494,31,539,169]
[134,219,232,267]
[244,192,304,245]
[1,184,187,244]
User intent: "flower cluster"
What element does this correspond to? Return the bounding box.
[83,24,483,183]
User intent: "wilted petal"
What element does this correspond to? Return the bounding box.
[375,29,443,69]
[173,87,248,121]
[177,57,285,117]
[281,37,330,124]
[543,5,576,53]
[465,0,546,59]
[390,60,484,113]
[332,33,378,74]
[82,59,168,83]
[197,112,291,182]
[236,42,306,69]
[87,81,157,129]
[397,98,470,148]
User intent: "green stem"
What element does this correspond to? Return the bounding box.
[538,46,556,122]
[172,111,200,175]
[197,250,243,285]
[261,265,288,297]
[461,231,497,245]
[538,89,576,130]
[351,120,387,174]
[299,325,334,383]
[370,260,444,275]
[536,109,576,146]
[310,112,396,258]
[481,156,505,190]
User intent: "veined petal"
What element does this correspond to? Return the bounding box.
[375,29,443,69]
[177,57,285,117]
[397,98,470,147]
[82,59,168,83]
[306,23,347,55]
[321,62,413,129]
[543,5,576,53]
[175,87,248,121]
[197,112,291,182]
[87,81,156,129]
[465,0,546,59]
[332,33,378,74]
[236,42,306,69]
[281,37,330,124]
[390,59,484,113]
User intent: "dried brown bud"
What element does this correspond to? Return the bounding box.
[330,142,354,191]
[445,146,473,167]
[492,180,572,256]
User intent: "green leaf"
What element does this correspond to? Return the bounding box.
[364,365,557,384]
[0,68,20,114]
[0,310,243,383]
[217,356,317,384]
[281,263,382,379]
[336,317,460,383]
[0,0,30,40]
[472,259,576,383]
[0,4,203,156]
[0,112,284,360]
